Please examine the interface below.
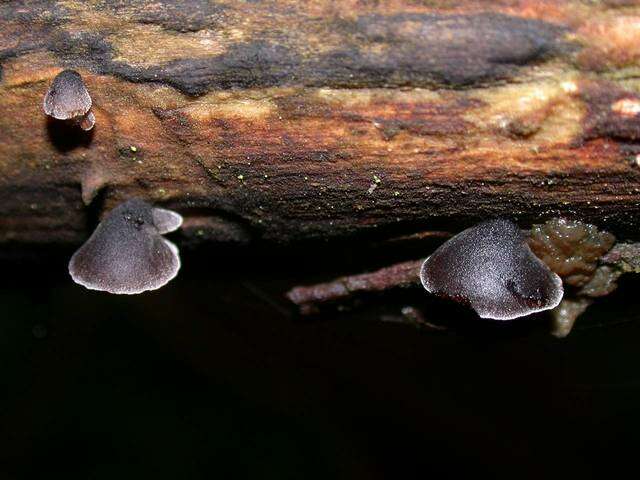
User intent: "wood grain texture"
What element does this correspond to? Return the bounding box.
[1,0,640,248]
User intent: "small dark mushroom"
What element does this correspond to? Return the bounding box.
[79,110,95,131]
[69,199,182,294]
[43,69,95,131]
[420,219,563,320]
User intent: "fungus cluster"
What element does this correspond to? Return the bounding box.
[528,218,615,288]
[43,70,95,131]
[528,218,617,337]
[69,199,182,294]
[420,219,564,320]
[38,69,584,330]
[42,69,182,294]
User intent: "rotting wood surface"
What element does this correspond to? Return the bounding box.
[2,1,640,248]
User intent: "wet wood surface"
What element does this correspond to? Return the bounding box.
[2,0,640,248]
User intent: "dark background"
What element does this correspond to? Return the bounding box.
[1,239,639,479]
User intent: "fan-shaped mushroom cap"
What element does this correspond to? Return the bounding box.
[69,199,183,294]
[152,207,184,234]
[79,110,95,131]
[43,70,92,120]
[420,219,563,320]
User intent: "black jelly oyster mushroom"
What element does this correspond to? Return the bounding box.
[69,199,183,294]
[43,69,95,131]
[420,219,564,320]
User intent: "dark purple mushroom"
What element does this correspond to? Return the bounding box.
[420,219,563,320]
[69,199,182,294]
[43,69,95,131]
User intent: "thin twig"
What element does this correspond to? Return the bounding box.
[286,259,423,314]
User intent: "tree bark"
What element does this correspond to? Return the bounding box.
[2,0,640,247]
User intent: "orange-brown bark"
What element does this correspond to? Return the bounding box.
[1,1,640,248]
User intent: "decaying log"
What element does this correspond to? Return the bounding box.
[2,1,640,249]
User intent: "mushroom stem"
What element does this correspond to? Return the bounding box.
[80,166,108,206]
